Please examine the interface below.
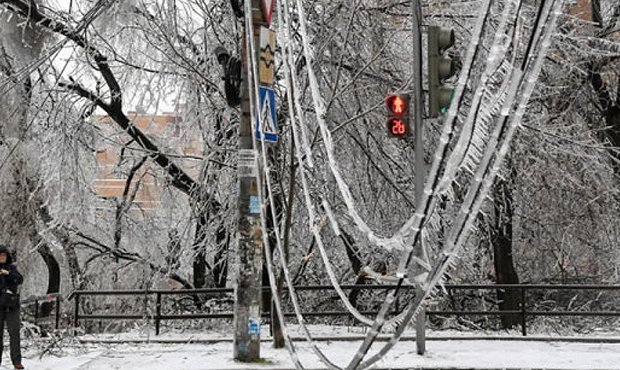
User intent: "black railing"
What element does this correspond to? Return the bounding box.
[68,285,415,335]
[21,293,62,330]
[427,284,620,336]
[69,287,235,335]
[66,284,620,336]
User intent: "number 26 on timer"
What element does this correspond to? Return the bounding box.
[385,94,410,138]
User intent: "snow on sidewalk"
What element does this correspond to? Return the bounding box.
[15,336,620,369]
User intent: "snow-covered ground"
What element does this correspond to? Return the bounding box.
[12,326,620,369]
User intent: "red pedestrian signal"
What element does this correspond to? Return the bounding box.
[388,96,406,114]
[386,94,410,137]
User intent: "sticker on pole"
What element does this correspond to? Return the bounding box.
[255,86,278,143]
[261,0,275,25]
[259,27,276,86]
[249,195,261,214]
[248,318,260,336]
[238,149,257,177]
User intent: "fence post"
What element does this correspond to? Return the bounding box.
[155,292,162,336]
[74,293,80,331]
[55,296,61,330]
[395,294,400,313]
[520,286,526,336]
[34,300,39,326]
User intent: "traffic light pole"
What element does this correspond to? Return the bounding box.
[233,0,264,362]
[411,0,426,356]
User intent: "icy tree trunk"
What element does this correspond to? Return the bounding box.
[263,152,285,347]
[0,5,63,308]
[2,1,232,298]
[212,222,229,288]
[589,67,620,176]
[271,136,297,349]
[342,231,365,308]
[588,2,620,179]
[192,210,209,290]
[205,114,233,288]
[32,237,60,317]
[491,173,521,328]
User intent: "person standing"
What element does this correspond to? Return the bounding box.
[0,245,23,370]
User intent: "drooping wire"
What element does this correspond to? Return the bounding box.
[280,0,421,330]
[241,0,563,369]
[356,2,564,369]
[243,0,331,368]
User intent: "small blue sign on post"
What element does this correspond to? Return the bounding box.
[255,86,278,143]
[248,318,260,336]
[249,196,261,214]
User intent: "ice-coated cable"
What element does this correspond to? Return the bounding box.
[352,0,492,344]
[451,0,562,256]
[343,0,503,366]
[293,0,407,251]
[320,199,421,324]
[282,0,419,330]
[273,4,355,367]
[268,2,414,368]
[278,0,374,325]
[283,3,420,367]
[246,0,353,368]
[285,3,490,346]
[358,9,561,369]
[280,0,552,368]
[391,0,493,248]
[355,2,563,369]
[241,3,306,369]
[280,0,377,327]
[436,0,518,193]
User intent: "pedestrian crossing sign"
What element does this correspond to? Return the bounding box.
[255,86,278,143]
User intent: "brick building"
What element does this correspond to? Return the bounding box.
[92,110,201,211]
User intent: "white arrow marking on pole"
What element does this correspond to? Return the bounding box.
[261,0,275,25]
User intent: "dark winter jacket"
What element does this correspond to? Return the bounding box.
[0,245,23,295]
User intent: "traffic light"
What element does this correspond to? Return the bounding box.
[427,26,458,117]
[214,46,241,107]
[386,94,410,137]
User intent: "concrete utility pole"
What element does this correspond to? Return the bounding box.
[233,0,267,362]
[411,0,427,356]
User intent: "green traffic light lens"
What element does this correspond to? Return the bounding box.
[440,90,456,114]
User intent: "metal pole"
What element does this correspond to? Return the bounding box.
[155,292,162,336]
[521,287,527,336]
[233,0,264,362]
[73,293,80,332]
[34,300,39,326]
[55,297,61,330]
[411,0,426,356]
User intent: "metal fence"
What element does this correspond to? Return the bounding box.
[21,293,62,330]
[427,284,620,336]
[66,284,620,336]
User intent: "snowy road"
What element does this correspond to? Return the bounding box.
[15,337,620,369]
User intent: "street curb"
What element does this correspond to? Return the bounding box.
[167,367,619,370]
[77,335,620,345]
